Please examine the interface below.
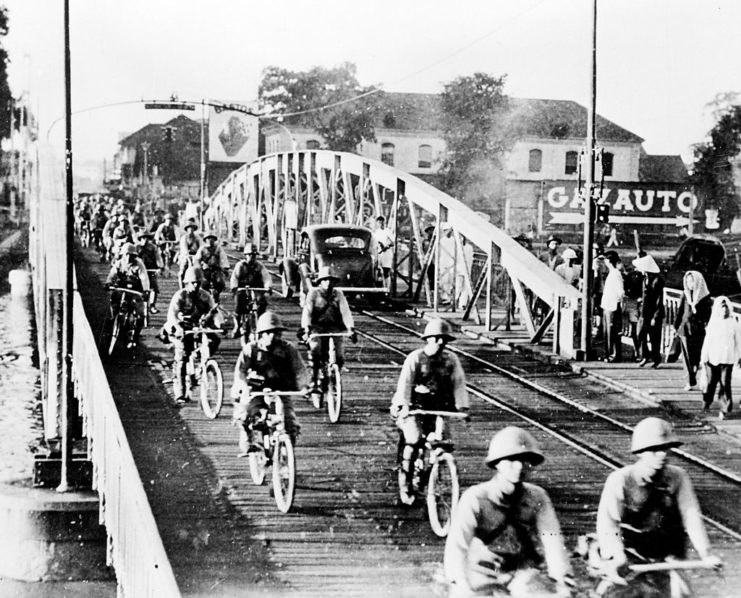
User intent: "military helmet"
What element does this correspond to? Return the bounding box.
[243,242,257,255]
[183,266,204,284]
[631,417,682,453]
[255,312,287,334]
[485,426,544,468]
[123,242,138,256]
[204,232,217,241]
[421,318,455,341]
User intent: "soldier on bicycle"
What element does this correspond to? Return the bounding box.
[135,231,163,314]
[165,266,221,405]
[229,242,273,339]
[195,232,230,303]
[390,318,469,477]
[444,426,573,598]
[177,219,202,287]
[231,311,307,453]
[300,266,356,392]
[595,417,721,597]
[104,242,150,349]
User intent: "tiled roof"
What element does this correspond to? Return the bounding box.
[508,98,644,143]
[639,154,688,183]
[285,92,644,142]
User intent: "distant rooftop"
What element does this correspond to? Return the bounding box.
[283,91,644,144]
[639,154,688,183]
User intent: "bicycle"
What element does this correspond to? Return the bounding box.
[158,240,177,278]
[396,409,466,537]
[201,266,228,304]
[578,534,724,598]
[106,286,145,356]
[306,332,352,423]
[233,388,303,513]
[233,286,270,342]
[78,220,91,247]
[181,326,224,419]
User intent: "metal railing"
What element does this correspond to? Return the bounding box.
[72,292,181,597]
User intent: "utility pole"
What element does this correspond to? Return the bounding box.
[580,0,598,360]
[59,0,75,492]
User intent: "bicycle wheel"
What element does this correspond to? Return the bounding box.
[272,434,296,513]
[200,359,223,419]
[248,449,267,485]
[108,312,124,356]
[326,363,342,423]
[426,452,459,537]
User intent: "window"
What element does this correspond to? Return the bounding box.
[418,144,432,168]
[565,151,578,175]
[381,143,395,166]
[528,149,542,173]
[306,139,321,150]
[601,151,614,177]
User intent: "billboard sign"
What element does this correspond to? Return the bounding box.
[544,181,698,227]
[208,107,258,163]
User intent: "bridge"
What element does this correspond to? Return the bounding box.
[14,149,741,596]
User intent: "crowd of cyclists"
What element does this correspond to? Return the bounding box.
[74,193,724,598]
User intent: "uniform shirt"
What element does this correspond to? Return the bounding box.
[138,241,163,270]
[301,287,354,333]
[166,288,215,330]
[154,222,178,244]
[600,267,624,312]
[196,244,230,271]
[444,479,571,590]
[234,338,309,392]
[374,227,395,269]
[105,256,150,294]
[230,259,272,291]
[597,463,710,563]
[392,347,469,412]
[178,232,202,260]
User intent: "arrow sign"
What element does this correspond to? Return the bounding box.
[549,212,698,226]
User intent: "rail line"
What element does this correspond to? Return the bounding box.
[351,308,741,542]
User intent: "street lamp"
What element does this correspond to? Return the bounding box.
[269,118,298,152]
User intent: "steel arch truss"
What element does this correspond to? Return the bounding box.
[206,150,581,358]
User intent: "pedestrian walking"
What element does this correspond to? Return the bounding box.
[600,251,624,362]
[673,270,712,390]
[700,296,741,419]
[633,254,664,368]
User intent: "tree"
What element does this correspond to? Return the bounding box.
[690,96,741,230]
[258,62,380,152]
[0,6,11,140]
[438,73,517,216]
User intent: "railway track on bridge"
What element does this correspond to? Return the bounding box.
[76,245,741,597]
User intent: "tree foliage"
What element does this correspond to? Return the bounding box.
[0,6,12,140]
[690,97,741,229]
[438,73,516,207]
[258,62,380,152]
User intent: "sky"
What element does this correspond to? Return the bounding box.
[5,0,741,179]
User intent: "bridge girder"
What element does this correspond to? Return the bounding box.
[206,150,580,358]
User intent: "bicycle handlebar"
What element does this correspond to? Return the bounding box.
[248,390,307,398]
[235,287,271,292]
[629,560,722,573]
[109,287,144,297]
[308,332,353,338]
[407,409,469,419]
[181,327,223,336]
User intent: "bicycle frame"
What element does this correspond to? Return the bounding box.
[235,287,270,341]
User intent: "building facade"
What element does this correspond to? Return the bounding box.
[263,92,690,240]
